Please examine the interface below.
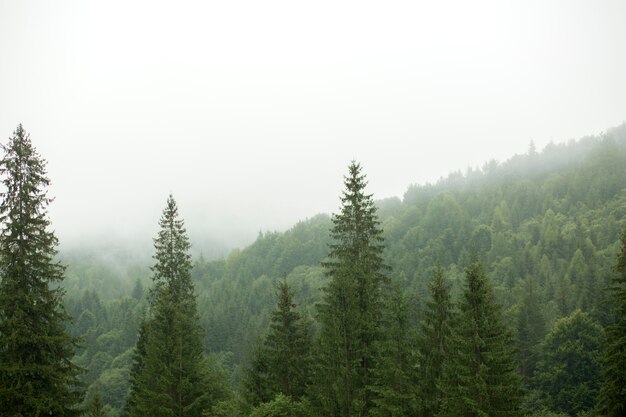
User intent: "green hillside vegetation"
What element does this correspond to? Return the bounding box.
[14,123,626,416]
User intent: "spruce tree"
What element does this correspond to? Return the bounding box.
[598,226,626,417]
[88,389,107,417]
[0,125,82,416]
[127,195,216,417]
[417,265,454,417]
[370,283,417,417]
[243,340,273,407]
[439,259,523,417]
[534,309,603,416]
[314,161,390,417]
[517,277,546,383]
[264,280,312,399]
[121,317,148,417]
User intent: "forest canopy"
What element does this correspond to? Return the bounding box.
[1,123,625,416]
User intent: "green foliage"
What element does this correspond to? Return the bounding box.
[439,259,523,417]
[126,196,230,416]
[244,280,312,405]
[527,411,569,417]
[56,124,626,413]
[248,394,311,417]
[243,340,273,406]
[121,318,148,416]
[0,125,83,416]
[369,284,418,417]
[314,162,390,417]
[598,227,626,416]
[88,388,107,417]
[535,309,604,416]
[517,276,547,381]
[416,265,454,417]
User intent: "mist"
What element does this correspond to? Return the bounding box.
[1,0,625,256]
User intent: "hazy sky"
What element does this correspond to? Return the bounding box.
[1,0,625,252]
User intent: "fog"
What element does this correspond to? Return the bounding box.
[1,0,625,255]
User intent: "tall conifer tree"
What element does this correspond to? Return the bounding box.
[243,339,273,407]
[121,317,148,417]
[370,283,417,417]
[244,281,312,406]
[417,265,454,417]
[0,125,82,416]
[127,195,215,417]
[315,161,389,417]
[88,389,107,417]
[439,260,523,417]
[264,280,312,399]
[517,277,546,383]
[598,227,626,416]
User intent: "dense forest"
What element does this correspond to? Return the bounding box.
[1,123,626,416]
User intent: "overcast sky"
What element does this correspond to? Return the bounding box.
[1,0,625,252]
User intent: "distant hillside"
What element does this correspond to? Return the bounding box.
[192,123,626,365]
[63,123,626,414]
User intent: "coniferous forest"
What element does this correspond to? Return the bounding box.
[1,123,626,417]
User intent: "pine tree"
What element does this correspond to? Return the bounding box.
[417,265,454,417]
[314,161,390,417]
[127,195,217,417]
[264,280,312,399]
[439,259,523,417]
[597,226,626,417]
[0,125,82,416]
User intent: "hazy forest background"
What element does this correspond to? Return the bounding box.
[50,123,626,416]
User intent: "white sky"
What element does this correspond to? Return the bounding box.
[1,0,625,251]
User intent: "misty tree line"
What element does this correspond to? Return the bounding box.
[0,124,625,417]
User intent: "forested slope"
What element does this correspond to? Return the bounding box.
[64,123,626,415]
[193,123,626,361]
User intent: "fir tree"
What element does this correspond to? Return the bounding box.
[0,125,82,416]
[121,317,149,417]
[264,280,312,399]
[370,283,417,417]
[314,161,390,417]
[517,276,546,383]
[597,226,626,416]
[439,259,523,417]
[88,388,107,417]
[417,265,454,417]
[127,195,218,417]
[534,309,603,416]
[243,339,273,407]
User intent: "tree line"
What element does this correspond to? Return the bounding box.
[0,124,625,416]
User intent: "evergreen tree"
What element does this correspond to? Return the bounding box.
[417,265,454,417]
[370,283,417,417]
[534,309,603,416]
[127,195,218,417]
[243,281,312,407]
[314,161,390,417]
[0,125,82,416]
[264,280,312,399]
[248,393,311,417]
[517,276,546,382]
[243,340,273,407]
[121,317,149,417]
[88,389,107,417]
[598,227,626,416]
[439,259,523,417]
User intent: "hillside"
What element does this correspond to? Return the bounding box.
[63,123,626,415]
